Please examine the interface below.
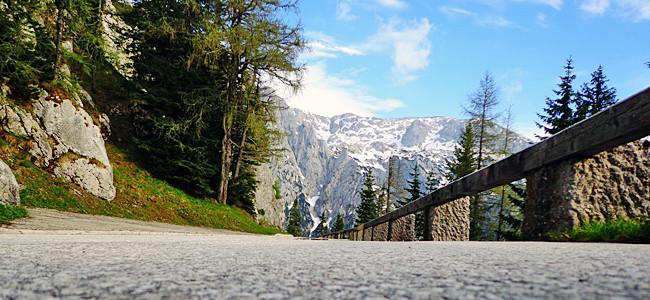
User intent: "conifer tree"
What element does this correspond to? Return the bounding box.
[576,65,617,120]
[355,170,378,225]
[403,162,425,239]
[465,71,499,169]
[314,212,328,237]
[500,182,525,240]
[445,124,482,239]
[425,170,440,193]
[286,198,302,237]
[537,57,577,136]
[444,124,477,181]
[332,213,345,232]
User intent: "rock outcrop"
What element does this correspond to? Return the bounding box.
[0,89,115,200]
[523,141,650,239]
[0,159,20,205]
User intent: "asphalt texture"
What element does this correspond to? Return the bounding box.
[1,211,649,299]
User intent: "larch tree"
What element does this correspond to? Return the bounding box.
[496,106,514,241]
[188,0,304,204]
[465,71,499,169]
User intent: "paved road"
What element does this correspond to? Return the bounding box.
[1,210,648,299]
[1,231,649,299]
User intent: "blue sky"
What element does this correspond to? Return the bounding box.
[273,0,650,138]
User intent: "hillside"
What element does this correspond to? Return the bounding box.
[0,131,282,234]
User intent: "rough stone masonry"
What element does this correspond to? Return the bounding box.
[523,140,650,239]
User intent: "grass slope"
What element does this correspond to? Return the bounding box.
[0,204,28,224]
[1,134,282,234]
[549,219,650,243]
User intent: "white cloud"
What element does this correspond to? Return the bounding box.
[364,18,433,80]
[479,15,514,27]
[516,0,564,10]
[303,32,364,60]
[536,13,549,27]
[579,0,650,21]
[503,80,523,101]
[581,0,610,14]
[377,0,407,10]
[336,1,356,21]
[439,6,474,16]
[274,62,404,117]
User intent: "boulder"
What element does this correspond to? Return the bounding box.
[0,89,115,200]
[0,159,20,205]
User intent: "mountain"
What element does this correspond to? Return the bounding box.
[254,101,531,236]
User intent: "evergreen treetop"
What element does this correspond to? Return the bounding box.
[286,198,302,237]
[576,65,617,120]
[355,170,378,225]
[445,124,477,181]
[537,57,577,136]
[332,213,345,232]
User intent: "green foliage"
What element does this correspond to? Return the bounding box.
[0,0,54,98]
[356,170,379,225]
[425,170,440,193]
[286,198,302,237]
[227,164,257,216]
[537,57,578,136]
[0,204,28,224]
[313,212,328,237]
[14,144,282,234]
[497,182,525,240]
[445,123,477,181]
[576,65,617,120]
[549,219,650,243]
[273,179,282,199]
[332,213,345,232]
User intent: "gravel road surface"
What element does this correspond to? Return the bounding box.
[1,211,648,299]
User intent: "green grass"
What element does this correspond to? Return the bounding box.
[0,204,28,224]
[549,219,650,243]
[8,143,283,235]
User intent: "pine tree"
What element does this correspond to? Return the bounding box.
[403,162,425,240]
[286,198,302,237]
[500,182,525,240]
[425,170,440,193]
[576,65,617,120]
[355,170,378,225]
[444,124,477,181]
[537,57,577,136]
[332,213,345,232]
[445,123,482,240]
[313,212,328,237]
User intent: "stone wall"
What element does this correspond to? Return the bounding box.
[363,215,416,241]
[428,197,470,241]
[523,141,650,239]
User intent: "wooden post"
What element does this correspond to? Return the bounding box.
[370,226,374,241]
[387,219,393,241]
[423,207,432,241]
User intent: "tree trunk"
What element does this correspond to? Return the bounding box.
[217,114,233,204]
[233,122,249,179]
[53,0,64,79]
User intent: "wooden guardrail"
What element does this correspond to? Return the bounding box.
[322,87,650,241]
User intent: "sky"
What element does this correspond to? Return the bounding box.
[272,0,650,138]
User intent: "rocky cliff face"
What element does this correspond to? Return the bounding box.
[0,159,20,205]
[255,103,530,235]
[0,88,115,200]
